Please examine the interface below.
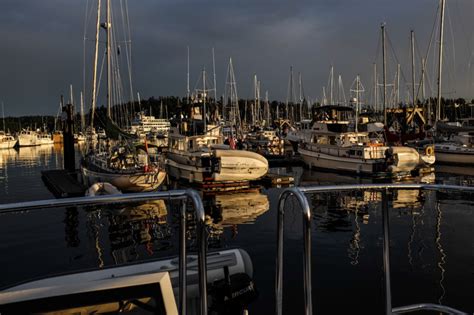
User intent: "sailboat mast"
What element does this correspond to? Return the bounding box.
[80,91,85,131]
[265,91,270,126]
[436,0,446,122]
[356,75,360,133]
[411,30,416,107]
[106,0,112,118]
[2,102,5,132]
[69,84,74,106]
[330,65,334,105]
[373,63,377,111]
[187,46,190,102]
[396,64,400,106]
[299,72,303,121]
[212,47,217,105]
[253,74,258,126]
[203,68,207,133]
[382,23,387,125]
[421,57,426,100]
[90,0,101,128]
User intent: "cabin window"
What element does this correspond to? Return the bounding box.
[329,136,336,145]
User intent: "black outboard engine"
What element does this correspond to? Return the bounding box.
[208,266,258,314]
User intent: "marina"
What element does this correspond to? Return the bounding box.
[1,0,474,314]
[1,146,474,314]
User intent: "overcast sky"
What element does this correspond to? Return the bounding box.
[1,0,474,116]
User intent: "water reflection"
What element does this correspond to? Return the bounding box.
[203,189,269,246]
[83,200,171,265]
[436,202,446,305]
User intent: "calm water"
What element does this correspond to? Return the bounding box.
[0,145,473,314]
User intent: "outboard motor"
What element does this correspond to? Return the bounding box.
[208,266,258,314]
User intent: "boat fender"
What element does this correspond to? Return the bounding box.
[85,182,122,196]
[425,145,434,156]
[209,270,258,313]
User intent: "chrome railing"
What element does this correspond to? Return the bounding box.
[0,189,207,315]
[276,184,474,315]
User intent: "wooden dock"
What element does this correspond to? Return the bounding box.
[41,169,86,198]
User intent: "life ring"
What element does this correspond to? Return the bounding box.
[425,146,434,156]
[85,182,122,196]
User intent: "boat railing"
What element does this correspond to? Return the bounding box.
[0,189,207,315]
[276,183,474,315]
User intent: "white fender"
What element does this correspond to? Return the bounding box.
[85,182,122,196]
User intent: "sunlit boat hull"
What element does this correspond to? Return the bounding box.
[166,149,268,183]
[81,166,166,192]
[299,146,419,176]
[0,139,17,149]
[435,150,474,165]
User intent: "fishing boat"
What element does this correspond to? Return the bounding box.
[36,132,54,145]
[17,129,39,147]
[0,132,17,149]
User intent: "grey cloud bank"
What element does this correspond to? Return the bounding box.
[1,0,473,116]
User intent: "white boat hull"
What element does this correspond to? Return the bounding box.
[166,149,268,184]
[435,151,474,165]
[81,166,166,192]
[299,148,384,174]
[1,248,252,301]
[0,139,17,149]
[18,134,38,147]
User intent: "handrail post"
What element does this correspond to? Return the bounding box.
[276,188,312,315]
[179,200,187,315]
[186,189,207,315]
[382,188,393,315]
[275,192,285,315]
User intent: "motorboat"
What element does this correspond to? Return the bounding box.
[0,132,17,149]
[166,125,268,187]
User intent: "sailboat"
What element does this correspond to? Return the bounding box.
[80,0,166,192]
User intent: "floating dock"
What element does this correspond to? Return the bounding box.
[41,169,86,198]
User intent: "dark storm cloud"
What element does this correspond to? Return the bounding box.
[1,0,474,116]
